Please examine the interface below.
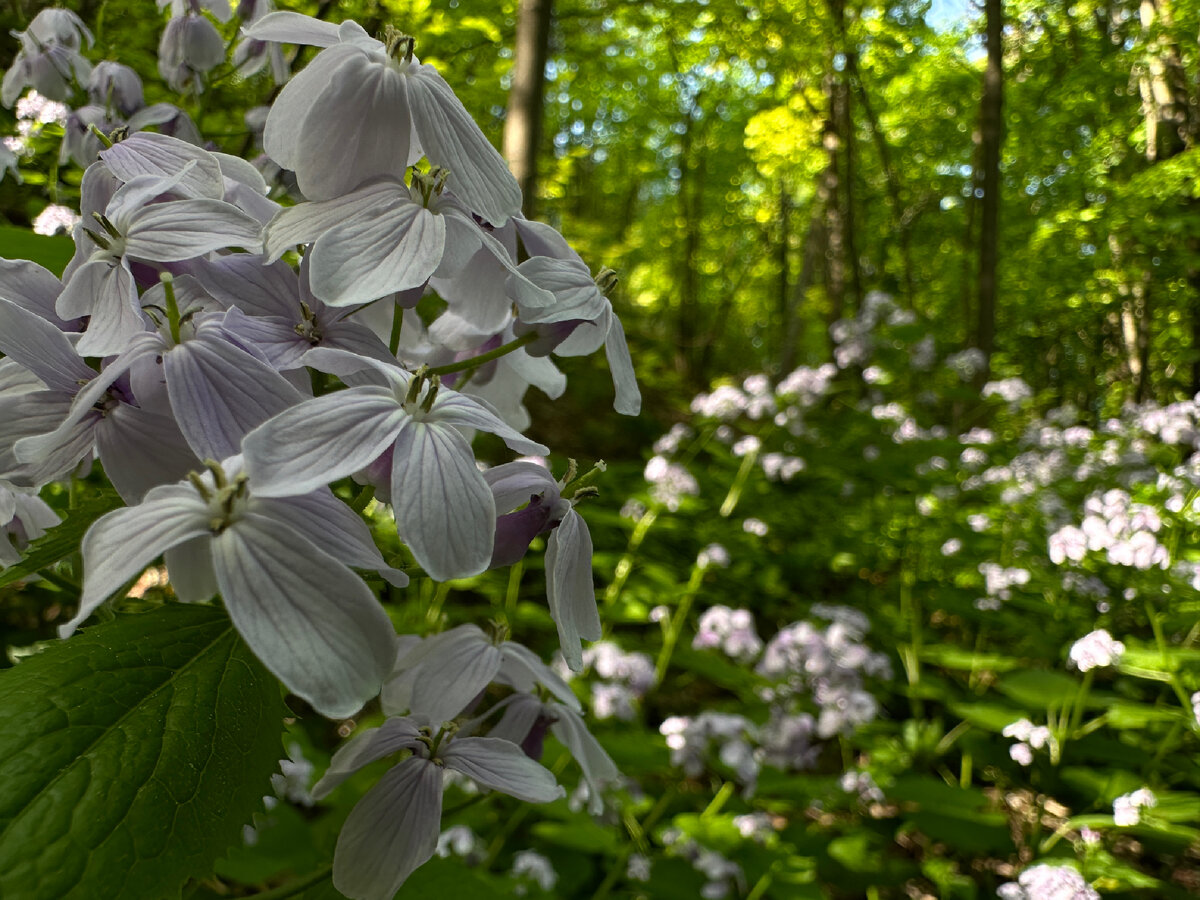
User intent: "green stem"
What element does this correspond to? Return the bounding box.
[243,864,333,900]
[655,562,704,683]
[590,791,672,900]
[603,508,657,606]
[1146,598,1193,711]
[162,274,181,345]
[719,448,758,517]
[427,331,537,377]
[389,303,404,357]
[504,560,524,623]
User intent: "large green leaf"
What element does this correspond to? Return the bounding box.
[0,488,123,589]
[0,603,286,900]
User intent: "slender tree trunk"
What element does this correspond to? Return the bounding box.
[822,71,846,334]
[975,0,1004,385]
[503,0,553,219]
[779,206,826,376]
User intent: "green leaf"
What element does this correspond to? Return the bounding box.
[995,670,1088,709]
[0,226,75,275]
[0,488,124,589]
[0,603,286,900]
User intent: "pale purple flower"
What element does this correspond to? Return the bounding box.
[246,13,521,223]
[64,454,399,717]
[486,461,600,669]
[1113,788,1156,826]
[0,481,60,567]
[488,692,619,814]
[996,864,1099,900]
[313,717,563,900]
[243,347,548,583]
[158,13,226,93]
[381,624,578,724]
[511,850,557,894]
[87,61,144,116]
[1068,629,1124,672]
[2,9,93,107]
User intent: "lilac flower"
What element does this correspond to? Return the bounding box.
[59,161,263,355]
[997,865,1099,900]
[0,299,199,497]
[693,605,762,662]
[158,13,226,93]
[486,461,601,668]
[511,850,557,894]
[0,481,60,567]
[64,454,398,717]
[242,348,548,582]
[508,228,640,415]
[1113,788,1156,826]
[381,624,579,725]
[245,13,522,222]
[87,62,144,116]
[1068,629,1124,672]
[312,717,563,900]
[488,691,619,814]
[2,9,93,107]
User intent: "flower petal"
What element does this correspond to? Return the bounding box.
[0,297,94,394]
[388,624,502,723]
[332,756,442,900]
[242,386,406,497]
[309,201,445,306]
[312,716,423,799]
[213,512,395,718]
[605,312,642,416]
[390,420,495,581]
[164,334,302,460]
[443,736,565,803]
[427,392,549,456]
[545,508,600,671]
[65,489,211,635]
[406,63,522,225]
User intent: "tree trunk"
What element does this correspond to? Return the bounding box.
[974,0,1004,385]
[503,0,553,219]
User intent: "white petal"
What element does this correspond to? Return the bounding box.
[163,534,218,603]
[243,10,344,47]
[65,491,211,635]
[312,716,423,799]
[406,63,521,224]
[443,736,565,803]
[99,132,224,199]
[401,624,502,723]
[126,199,263,261]
[262,43,361,172]
[605,313,641,416]
[289,51,412,201]
[500,641,580,710]
[310,202,445,306]
[550,703,619,812]
[213,512,395,718]
[332,757,442,900]
[164,335,302,460]
[487,693,544,744]
[545,508,599,671]
[427,392,549,456]
[241,386,406,497]
[261,179,401,262]
[58,259,147,357]
[484,461,557,513]
[250,489,393,574]
[390,420,494,581]
[95,402,200,501]
[0,297,94,394]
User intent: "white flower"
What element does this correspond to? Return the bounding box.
[1068,629,1124,672]
[1113,788,1156,826]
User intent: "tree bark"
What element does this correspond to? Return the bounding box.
[975,0,1004,385]
[503,0,553,219]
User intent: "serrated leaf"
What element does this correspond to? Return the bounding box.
[0,603,286,900]
[0,488,124,589]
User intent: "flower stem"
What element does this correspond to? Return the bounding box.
[242,864,333,900]
[427,331,537,377]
